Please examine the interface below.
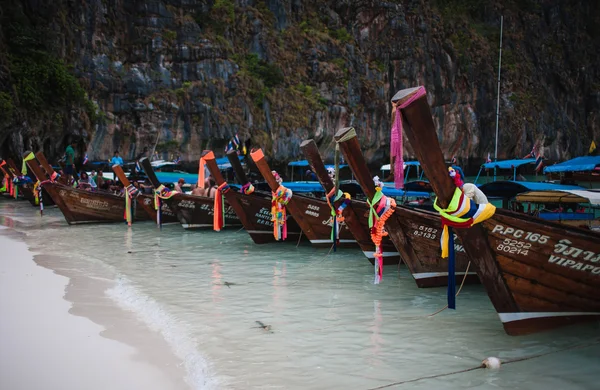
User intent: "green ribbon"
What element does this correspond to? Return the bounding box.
[366,190,385,228]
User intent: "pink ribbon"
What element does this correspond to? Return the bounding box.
[391,86,427,189]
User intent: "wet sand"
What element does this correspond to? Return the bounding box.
[0,230,191,390]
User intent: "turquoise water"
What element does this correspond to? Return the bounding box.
[1,198,599,389]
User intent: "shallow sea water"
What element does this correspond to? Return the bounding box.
[1,198,599,390]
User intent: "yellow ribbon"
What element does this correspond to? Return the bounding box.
[22,152,35,175]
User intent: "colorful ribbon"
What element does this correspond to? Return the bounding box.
[22,152,35,175]
[271,185,292,241]
[240,182,255,195]
[433,186,496,309]
[213,183,230,231]
[124,184,139,226]
[366,189,396,284]
[390,86,427,189]
[325,189,351,251]
[198,157,206,188]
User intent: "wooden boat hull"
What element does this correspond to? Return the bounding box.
[474,210,600,335]
[285,194,358,248]
[159,193,242,229]
[231,191,303,244]
[352,199,474,285]
[392,85,600,334]
[19,184,36,206]
[137,193,179,224]
[42,182,150,224]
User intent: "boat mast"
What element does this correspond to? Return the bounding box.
[493,15,504,181]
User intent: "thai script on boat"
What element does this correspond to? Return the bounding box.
[547,239,600,275]
[491,224,549,244]
[80,197,109,210]
[178,200,196,209]
[496,238,531,256]
[305,204,320,218]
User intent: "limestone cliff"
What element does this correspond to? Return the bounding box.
[0,0,598,170]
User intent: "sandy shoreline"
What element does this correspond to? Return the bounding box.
[0,228,192,390]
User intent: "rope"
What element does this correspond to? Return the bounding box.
[366,338,600,390]
[296,229,303,248]
[427,261,471,317]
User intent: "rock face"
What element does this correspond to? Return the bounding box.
[0,0,598,170]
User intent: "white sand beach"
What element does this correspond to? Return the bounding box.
[0,230,191,390]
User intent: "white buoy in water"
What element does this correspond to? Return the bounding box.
[482,357,501,369]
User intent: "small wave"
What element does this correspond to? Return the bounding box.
[106,277,218,390]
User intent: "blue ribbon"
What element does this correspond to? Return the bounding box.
[447,227,456,309]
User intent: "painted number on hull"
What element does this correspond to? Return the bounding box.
[491,225,549,244]
[412,225,437,240]
[305,204,320,218]
[496,238,531,256]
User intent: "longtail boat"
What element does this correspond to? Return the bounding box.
[250,148,358,248]
[300,140,400,265]
[334,129,476,287]
[28,152,149,225]
[140,157,241,229]
[393,86,600,335]
[112,164,178,224]
[203,151,303,244]
[0,160,16,198]
[5,157,37,205]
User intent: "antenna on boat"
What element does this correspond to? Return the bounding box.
[493,15,504,181]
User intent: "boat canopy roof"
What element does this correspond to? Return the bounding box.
[515,190,600,206]
[214,155,244,169]
[481,158,536,170]
[380,161,420,171]
[478,180,584,199]
[287,160,348,169]
[543,156,600,173]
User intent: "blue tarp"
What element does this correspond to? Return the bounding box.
[543,156,600,173]
[479,180,585,199]
[155,172,200,184]
[538,212,595,221]
[215,155,244,169]
[481,159,536,170]
[287,160,348,169]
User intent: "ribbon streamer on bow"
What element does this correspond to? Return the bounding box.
[213,183,230,231]
[366,188,396,284]
[433,185,496,309]
[390,86,427,189]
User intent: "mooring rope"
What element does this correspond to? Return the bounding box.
[365,338,600,390]
[427,261,471,317]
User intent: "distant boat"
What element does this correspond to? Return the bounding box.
[544,156,600,184]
